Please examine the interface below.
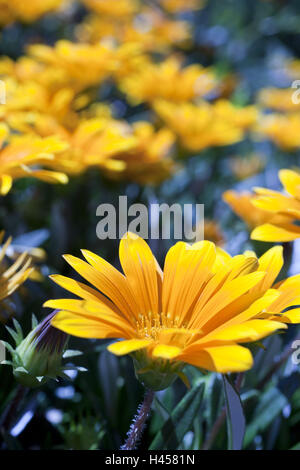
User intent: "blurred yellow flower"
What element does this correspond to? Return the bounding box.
[120,57,216,104]
[258,87,300,112]
[223,189,289,230]
[82,0,139,17]
[251,169,300,242]
[203,220,225,246]
[0,0,67,25]
[45,233,299,389]
[37,117,175,184]
[77,10,190,52]
[155,100,257,152]
[0,124,68,194]
[257,113,300,151]
[102,121,176,185]
[0,231,33,323]
[161,0,205,13]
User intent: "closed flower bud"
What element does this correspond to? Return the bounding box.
[3,312,83,388]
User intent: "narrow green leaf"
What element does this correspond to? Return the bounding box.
[149,383,205,450]
[223,375,245,450]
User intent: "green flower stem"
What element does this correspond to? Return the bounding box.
[1,384,28,434]
[121,389,155,450]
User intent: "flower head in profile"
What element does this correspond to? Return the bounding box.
[120,58,216,105]
[154,100,257,152]
[251,169,300,242]
[223,190,289,231]
[45,233,299,390]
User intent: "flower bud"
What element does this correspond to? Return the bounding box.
[2,312,83,388]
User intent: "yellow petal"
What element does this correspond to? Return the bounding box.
[192,271,266,330]
[152,344,182,359]
[30,169,68,184]
[119,232,160,317]
[279,169,300,198]
[206,319,286,343]
[251,223,300,242]
[254,246,283,291]
[107,338,153,356]
[49,274,118,308]
[280,308,300,323]
[0,174,13,195]
[51,310,125,339]
[45,298,134,338]
[64,253,137,322]
[178,344,253,373]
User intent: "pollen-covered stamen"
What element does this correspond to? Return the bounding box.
[136,310,200,349]
[136,310,179,339]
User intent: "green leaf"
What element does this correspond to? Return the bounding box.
[149,383,205,450]
[5,326,20,345]
[244,387,287,448]
[223,375,245,450]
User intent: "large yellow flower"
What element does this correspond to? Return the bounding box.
[45,233,299,389]
[0,124,68,195]
[251,169,300,242]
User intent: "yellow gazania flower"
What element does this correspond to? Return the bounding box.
[45,233,299,390]
[0,231,33,323]
[28,41,116,90]
[256,113,300,151]
[38,117,138,175]
[154,100,256,152]
[76,11,190,53]
[0,0,66,26]
[82,0,139,18]
[258,87,300,112]
[223,190,289,231]
[102,121,176,185]
[0,124,68,195]
[28,40,146,91]
[31,117,176,185]
[161,0,205,13]
[251,169,300,242]
[119,57,216,105]
[0,76,80,131]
